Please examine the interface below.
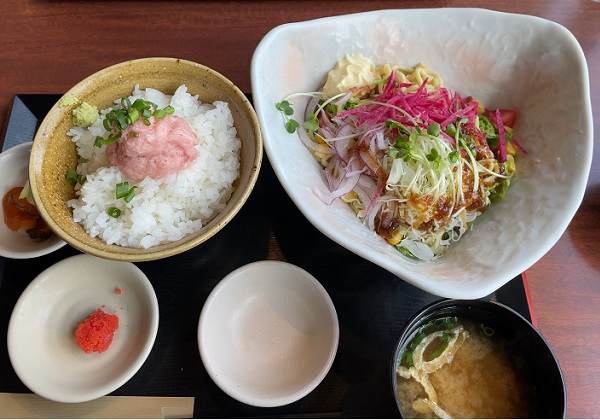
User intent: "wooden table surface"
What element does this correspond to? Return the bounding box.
[0,0,598,418]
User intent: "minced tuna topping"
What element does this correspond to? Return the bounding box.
[106,115,200,181]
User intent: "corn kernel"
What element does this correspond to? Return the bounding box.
[506,141,518,156]
[344,191,358,200]
[308,130,327,146]
[387,230,403,246]
[505,155,516,174]
[475,101,486,114]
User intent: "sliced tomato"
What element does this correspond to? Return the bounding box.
[498,109,517,128]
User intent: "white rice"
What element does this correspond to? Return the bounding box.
[67,85,241,249]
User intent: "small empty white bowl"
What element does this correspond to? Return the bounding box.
[0,142,66,258]
[7,254,159,403]
[198,260,339,407]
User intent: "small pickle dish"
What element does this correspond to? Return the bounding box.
[0,142,66,258]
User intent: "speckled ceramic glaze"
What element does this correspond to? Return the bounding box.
[30,57,262,262]
[251,9,593,298]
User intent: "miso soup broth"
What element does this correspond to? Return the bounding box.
[396,316,533,419]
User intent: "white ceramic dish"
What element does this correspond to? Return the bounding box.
[7,254,159,403]
[0,142,66,258]
[198,260,339,407]
[251,8,593,299]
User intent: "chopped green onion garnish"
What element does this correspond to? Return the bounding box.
[428,332,452,361]
[152,109,167,119]
[152,105,174,119]
[482,326,495,336]
[94,134,119,148]
[115,182,130,199]
[115,181,137,203]
[66,170,79,185]
[107,207,121,218]
[131,98,146,112]
[409,331,427,350]
[402,349,414,368]
[94,98,174,148]
[127,107,140,124]
[124,186,137,203]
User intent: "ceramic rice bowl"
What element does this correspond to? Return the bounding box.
[30,57,262,262]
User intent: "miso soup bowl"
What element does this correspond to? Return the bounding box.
[391,299,566,418]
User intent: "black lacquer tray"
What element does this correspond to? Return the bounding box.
[0,95,533,418]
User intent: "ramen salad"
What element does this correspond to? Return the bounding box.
[276,54,526,260]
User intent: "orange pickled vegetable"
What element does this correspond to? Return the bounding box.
[2,186,52,242]
[3,187,37,230]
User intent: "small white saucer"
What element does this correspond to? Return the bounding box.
[0,142,66,258]
[7,254,159,403]
[198,260,339,407]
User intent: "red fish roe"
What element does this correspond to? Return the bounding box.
[75,308,119,353]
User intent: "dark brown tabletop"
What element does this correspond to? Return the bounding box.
[0,1,598,418]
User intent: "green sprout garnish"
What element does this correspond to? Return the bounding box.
[276,91,346,135]
[448,150,460,163]
[389,138,415,162]
[427,122,441,137]
[275,100,300,133]
[302,113,319,132]
[426,147,442,168]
